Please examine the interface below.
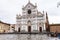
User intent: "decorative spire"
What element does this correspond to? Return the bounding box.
[22,5,24,8]
[45,11,50,32]
[28,0,30,3]
[46,12,47,15]
[16,14,18,16]
[42,10,44,16]
[35,3,37,7]
[43,10,44,14]
[46,12,48,19]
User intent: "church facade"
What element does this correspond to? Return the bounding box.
[15,1,46,32]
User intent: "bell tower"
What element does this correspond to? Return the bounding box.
[45,12,50,32]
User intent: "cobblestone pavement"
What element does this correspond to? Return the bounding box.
[0,34,60,40]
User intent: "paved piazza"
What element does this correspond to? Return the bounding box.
[0,34,59,40]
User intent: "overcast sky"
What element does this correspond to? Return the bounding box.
[0,0,60,24]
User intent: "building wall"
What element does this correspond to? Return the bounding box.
[10,24,15,32]
[50,24,60,33]
[0,22,10,33]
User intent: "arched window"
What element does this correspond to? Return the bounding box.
[27,20,31,24]
[28,20,31,22]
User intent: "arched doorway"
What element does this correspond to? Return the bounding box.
[39,27,42,32]
[28,26,31,32]
[18,27,20,32]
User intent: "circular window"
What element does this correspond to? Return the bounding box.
[28,9,31,14]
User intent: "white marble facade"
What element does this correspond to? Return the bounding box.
[15,1,46,32]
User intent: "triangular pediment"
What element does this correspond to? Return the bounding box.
[22,2,36,10]
[37,12,44,17]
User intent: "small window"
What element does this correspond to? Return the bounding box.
[12,27,14,28]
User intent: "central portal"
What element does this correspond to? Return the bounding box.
[39,27,42,32]
[28,26,31,32]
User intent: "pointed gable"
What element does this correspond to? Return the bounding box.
[37,11,44,17]
[22,1,36,10]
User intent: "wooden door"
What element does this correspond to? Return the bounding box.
[39,27,42,32]
[28,26,31,32]
[18,28,20,32]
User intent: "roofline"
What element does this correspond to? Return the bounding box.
[0,21,10,26]
[49,24,60,26]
